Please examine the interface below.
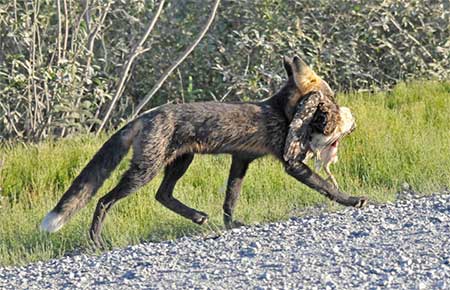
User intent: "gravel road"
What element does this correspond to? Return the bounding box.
[1,190,450,289]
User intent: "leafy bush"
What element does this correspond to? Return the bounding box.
[1,0,448,140]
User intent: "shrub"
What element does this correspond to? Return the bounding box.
[0,0,448,140]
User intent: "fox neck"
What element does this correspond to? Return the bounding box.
[263,78,302,121]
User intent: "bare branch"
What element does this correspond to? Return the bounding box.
[130,0,221,120]
[62,0,69,60]
[29,0,41,136]
[96,0,166,135]
[84,2,111,80]
[71,0,90,53]
[56,0,62,64]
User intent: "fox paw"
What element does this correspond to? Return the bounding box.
[192,212,209,225]
[227,220,246,230]
[354,197,368,208]
[89,233,107,250]
[224,214,246,229]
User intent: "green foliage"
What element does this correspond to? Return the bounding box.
[0,81,449,266]
[1,0,449,140]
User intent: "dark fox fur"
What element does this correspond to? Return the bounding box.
[41,56,367,247]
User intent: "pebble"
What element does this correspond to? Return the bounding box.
[1,192,450,289]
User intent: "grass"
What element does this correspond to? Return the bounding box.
[0,81,449,266]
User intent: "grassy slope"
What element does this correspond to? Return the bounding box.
[0,81,449,266]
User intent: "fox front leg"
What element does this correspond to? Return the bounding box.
[284,160,367,208]
[223,156,253,229]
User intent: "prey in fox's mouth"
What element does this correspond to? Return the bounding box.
[305,106,356,189]
[284,91,356,189]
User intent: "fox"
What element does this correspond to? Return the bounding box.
[40,56,367,247]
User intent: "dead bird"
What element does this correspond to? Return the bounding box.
[284,91,356,188]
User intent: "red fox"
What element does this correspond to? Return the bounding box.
[41,56,367,247]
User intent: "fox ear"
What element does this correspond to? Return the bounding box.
[291,56,321,95]
[283,56,293,77]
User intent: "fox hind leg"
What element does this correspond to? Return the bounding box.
[155,153,209,225]
[89,162,161,248]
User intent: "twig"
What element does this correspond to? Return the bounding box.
[388,16,434,60]
[0,102,23,138]
[71,0,90,53]
[30,0,40,137]
[56,0,62,64]
[62,0,69,60]
[220,87,232,102]
[130,0,221,120]
[177,68,185,103]
[96,0,166,135]
[84,2,111,80]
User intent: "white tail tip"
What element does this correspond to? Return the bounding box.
[40,211,65,233]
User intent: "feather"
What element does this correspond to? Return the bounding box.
[283,91,340,163]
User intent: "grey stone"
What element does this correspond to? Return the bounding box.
[2,192,450,289]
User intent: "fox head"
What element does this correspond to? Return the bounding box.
[282,56,334,120]
[281,56,356,164]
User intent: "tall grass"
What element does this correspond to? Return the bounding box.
[0,81,449,266]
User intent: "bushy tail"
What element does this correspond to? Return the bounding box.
[40,120,142,232]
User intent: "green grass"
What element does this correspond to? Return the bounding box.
[1,81,449,266]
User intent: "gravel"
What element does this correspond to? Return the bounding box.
[1,190,450,289]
